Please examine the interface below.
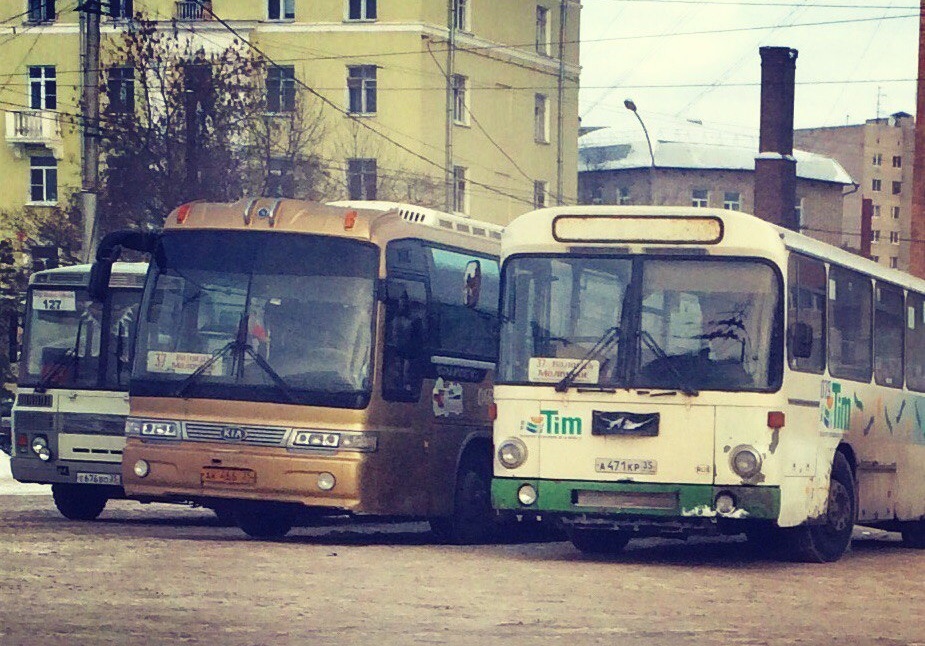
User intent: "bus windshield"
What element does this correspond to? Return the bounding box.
[499,256,782,391]
[133,231,379,408]
[20,287,139,391]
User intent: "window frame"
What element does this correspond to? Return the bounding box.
[723,191,741,211]
[452,166,468,215]
[28,65,56,110]
[873,281,904,388]
[787,253,827,374]
[27,0,55,23]
[691,188,709,208]
[533,180,547,209]
[451,74,468,125]
[268,0,296,20]
[346,158,377,201]
[905,292,925,392]
[266,65,296,113]
[346,0,377,21]
[534,93,549,144]
[453,0,470,32]
[535,5,551,56]
[29,155,57,204]
[617,186,631,205]
[892,180,902,195]
[106,66,135,114]
[347,65,377,115]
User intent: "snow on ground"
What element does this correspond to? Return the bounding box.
[0,455,50,495]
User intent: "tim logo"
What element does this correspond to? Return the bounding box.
[221,427,247,442]
[522,409,582,436]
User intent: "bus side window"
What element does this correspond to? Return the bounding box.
[874,282,903,388]
[383,278,428,402]
[905,293,925,392]
[787,254,826,373]
[828,265,872,383]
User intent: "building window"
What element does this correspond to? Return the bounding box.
[892,206,900,219]
[873,204,882,218]
[617,187,631,205]
[795,198,805,229]
[267,66,295,112]
[347,65,377,115]
[691,189,708,208]
[266,158,294,197]
[453,0,469,31]
[452,74,468,125]
[347,0,376,21]
[892,155,902,168]
[453,166,468,214]
[108,0,133,18]
[533,180,547,208]
[535,6,550,56]
[347,158,377,200]
[890,257,898,269]
[890,231,900,245]
[872,229,881,242]
[30,156,57,203]
[872,153,882,166]
[589,184,603,205]
[892,181,902,195]
[269,0,295,20]
[723,191,741,210]
[28,0,55,22]
[872,178,881,192]
[29,66,56,110]
[534,94,549,143]
[871,255,879,262]
[106,67,134,113]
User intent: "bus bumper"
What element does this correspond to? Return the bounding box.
[10,456,124,489]
[492,478,780,523]
[122,440,370,512]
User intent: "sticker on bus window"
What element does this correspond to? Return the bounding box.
[33,290,77,312]
[828,279,837,301]
[528,357,600,385]
[909,306,916,330]
[146,351,223,376]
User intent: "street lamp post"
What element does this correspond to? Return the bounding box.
[625,98,656,203]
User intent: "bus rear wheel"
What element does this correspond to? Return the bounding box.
[430,457,496,545]
[569,527,631,555]
[785,453,855,563]
[52,484,108,521]
[234,503,294,540]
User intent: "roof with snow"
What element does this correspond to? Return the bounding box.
[579,121,854,185]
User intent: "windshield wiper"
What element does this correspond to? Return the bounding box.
[555,326,622,393]
[637,330,699,397]
[173,314,300,404]
[36,319,84,393]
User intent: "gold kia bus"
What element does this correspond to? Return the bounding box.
[91,199,501,540]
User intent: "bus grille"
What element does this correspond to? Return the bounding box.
[13,411,54,431]
[184,422,288,447]
[16,393,53,408]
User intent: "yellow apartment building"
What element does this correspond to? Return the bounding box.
[0,0,580,232]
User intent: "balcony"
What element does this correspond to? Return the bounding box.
[5,110,63,159]
[176,1,210,20]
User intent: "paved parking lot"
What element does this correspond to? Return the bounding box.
[1,492,924,646]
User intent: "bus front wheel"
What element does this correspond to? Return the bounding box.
[52,484,108,521]
[785,453,855,563]
[234,503,294,540]
[430,457,496,545]
[900,521,925,548]
[569,527,631,555]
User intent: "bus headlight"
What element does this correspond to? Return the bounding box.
[497,438,527,469]
[290,430,378,452]
[317,472,336,491]
[31,435,52,461]
[730,446,762,479]
[127,419,180,439]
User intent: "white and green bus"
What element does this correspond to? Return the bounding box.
[11,263,145,519]
[492,205,925,562]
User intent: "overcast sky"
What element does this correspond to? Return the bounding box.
[579,0,920,139]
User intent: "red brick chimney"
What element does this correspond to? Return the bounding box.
[754,46,799,231]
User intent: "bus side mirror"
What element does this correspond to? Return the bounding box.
[7,313,18,363]
[88,254,116,302]
[89,229,160,301]
[789,321,813,358]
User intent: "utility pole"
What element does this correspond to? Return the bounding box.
[78,1,102,262]
[555,0,567,205]
[444,0,457,213]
